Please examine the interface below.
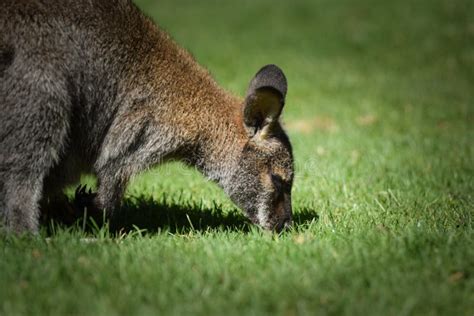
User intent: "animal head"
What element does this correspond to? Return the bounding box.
[225,64,294,232]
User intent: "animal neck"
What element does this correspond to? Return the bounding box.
[187,92,246,187]
[140,28,248,184]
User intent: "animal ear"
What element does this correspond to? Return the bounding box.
[243,64,287,138]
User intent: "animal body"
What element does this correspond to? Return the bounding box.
[0,0,294,234]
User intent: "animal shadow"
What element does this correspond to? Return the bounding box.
[40,186,319,234]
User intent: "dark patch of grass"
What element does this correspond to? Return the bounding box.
[41,191,319,234]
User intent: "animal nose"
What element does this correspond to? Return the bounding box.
[276,216,292,232]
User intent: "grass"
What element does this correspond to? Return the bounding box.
[1,0,473,315]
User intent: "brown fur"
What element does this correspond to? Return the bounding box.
[0,0,293,233]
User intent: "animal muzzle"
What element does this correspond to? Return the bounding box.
[257,194,292,232]
[274,215,292,232]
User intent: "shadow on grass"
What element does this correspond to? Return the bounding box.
[40,193,319,234]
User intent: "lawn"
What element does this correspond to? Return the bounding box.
[1,0,473,315]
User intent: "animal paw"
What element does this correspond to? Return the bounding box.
[73,184,106,226]
[74,184,97,212]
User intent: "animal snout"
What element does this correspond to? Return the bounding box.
[275,215,292,233]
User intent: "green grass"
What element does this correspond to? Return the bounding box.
[1,0,473,315]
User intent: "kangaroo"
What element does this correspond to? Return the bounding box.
[0,0,294,234]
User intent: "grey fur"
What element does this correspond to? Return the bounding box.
[0,0,294,234]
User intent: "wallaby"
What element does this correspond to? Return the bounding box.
[0,0,294,234]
